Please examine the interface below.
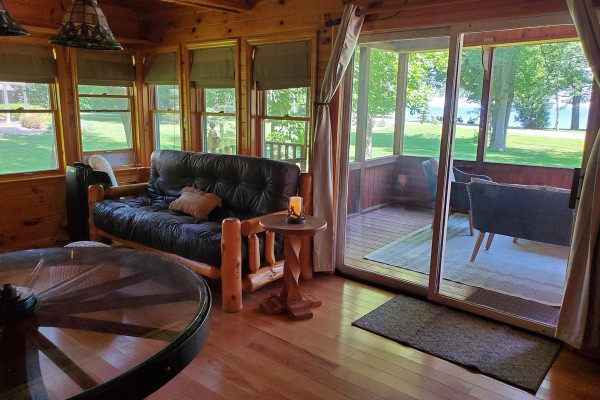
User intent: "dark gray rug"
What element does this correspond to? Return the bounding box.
[352,294,561,392]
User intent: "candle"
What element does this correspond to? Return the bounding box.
[289,196,303,218]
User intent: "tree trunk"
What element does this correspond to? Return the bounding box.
[488,48,519,151]
[365,117,373,160]
[571,94,581,130]
[555,92,560,131]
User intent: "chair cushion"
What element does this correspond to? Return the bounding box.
[169,187,222,220]
[428,158,455,182]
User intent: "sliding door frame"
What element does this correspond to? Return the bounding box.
[426,14,600,337]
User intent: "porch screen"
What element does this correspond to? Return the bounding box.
[143,52,178,85]
[0,43,56,83]
[253,41,310,90]
[190,47,235,88]
[77,50,134,86]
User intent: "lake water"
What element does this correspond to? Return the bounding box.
[408,104,590,130]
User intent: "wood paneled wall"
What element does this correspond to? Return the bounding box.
[0,2,145,253]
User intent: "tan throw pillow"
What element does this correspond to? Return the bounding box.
[169,187,222,220]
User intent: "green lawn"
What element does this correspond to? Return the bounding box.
[0,120,585,175]
[350,123,584,168]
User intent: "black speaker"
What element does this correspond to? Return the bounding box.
[66,163,112,241]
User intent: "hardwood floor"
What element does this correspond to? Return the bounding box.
[148,275,600,400]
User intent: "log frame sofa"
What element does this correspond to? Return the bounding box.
[87,150,313,313]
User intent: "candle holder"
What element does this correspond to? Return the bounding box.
[285,205,306,224]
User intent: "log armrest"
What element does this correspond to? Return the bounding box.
[103,183,149,199]
[240,210,287,236]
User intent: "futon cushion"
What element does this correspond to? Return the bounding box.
[93,197,277,269]
[148,150,300,216]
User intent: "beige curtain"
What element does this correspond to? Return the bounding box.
[312,4,364,272]
[556,0,600,354]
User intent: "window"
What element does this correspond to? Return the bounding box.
[79,85,133,152]
[0,44,59,176]
[152,84,181,150]
[76,50,135,163]
[190,46,237,154]
[144,51,181,150]
[483,41,591,168]
[253,40,312,170]
[349,38,450,163]
[261,87,310,170]
[200,88,237,154]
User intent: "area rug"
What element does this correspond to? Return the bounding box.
[352,294,561,392]
[364,215,568,306]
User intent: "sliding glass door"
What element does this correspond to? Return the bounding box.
[428,22,594,335]
[338,30,451,292]
[338,17,596,336]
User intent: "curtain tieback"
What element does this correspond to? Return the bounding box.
[314,101,329,106]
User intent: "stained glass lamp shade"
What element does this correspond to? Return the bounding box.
[0,0,28,36]
[50,0,122,51]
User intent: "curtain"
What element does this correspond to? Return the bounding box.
[190,47,235,88]
[253,41,311,90]
[143,52,178,85]
[312,4,364,272]
[77,50,134,86]
[0,43,56,83]
[556,0,600,354]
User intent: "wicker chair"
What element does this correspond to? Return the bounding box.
[467,181,574,261]
[422,158,492,235]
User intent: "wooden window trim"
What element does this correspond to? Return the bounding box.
[0,81,64,179]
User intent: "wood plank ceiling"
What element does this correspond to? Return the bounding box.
[114,0,257,13]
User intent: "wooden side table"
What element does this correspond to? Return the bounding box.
[259,214,327,320]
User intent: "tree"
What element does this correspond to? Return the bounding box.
[460,41,592,152]
[353,47,447,158]
[264,87,308,145]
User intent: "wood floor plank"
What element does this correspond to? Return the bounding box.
[145,276,598,400]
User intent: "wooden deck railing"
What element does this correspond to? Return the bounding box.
[265,141,307,169]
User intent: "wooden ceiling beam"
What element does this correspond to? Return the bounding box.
[158,0,257,13]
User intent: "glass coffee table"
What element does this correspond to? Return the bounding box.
[0,247,211,400]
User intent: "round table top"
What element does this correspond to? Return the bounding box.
[260,214,327,236]
[0,247,211,400]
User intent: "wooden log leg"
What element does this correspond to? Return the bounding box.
[485,233,495,250]
[513,237,518,243]
[221,218,242,312]
[468,210,474,236]
[248,234,260,274]
[470,231,486,262]
[88,185,104,242]
[265,231,276,266]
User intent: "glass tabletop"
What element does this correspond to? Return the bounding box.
[0,247,211,400]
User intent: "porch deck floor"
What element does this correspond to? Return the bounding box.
[344,204,560,326]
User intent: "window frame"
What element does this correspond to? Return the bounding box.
[78,85,137,158]
[257,87,312,171]
[197,87,238,154]
[150,83,183,151]
[0,80,64,178]
[349,29,593,170]
[248,34,317,170]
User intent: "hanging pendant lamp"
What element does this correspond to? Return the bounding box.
[0,0,29,36]
[50,0,122,51]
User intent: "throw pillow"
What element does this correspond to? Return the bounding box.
[169,187,222,220]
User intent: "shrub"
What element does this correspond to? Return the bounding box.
[21,114,49,129]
